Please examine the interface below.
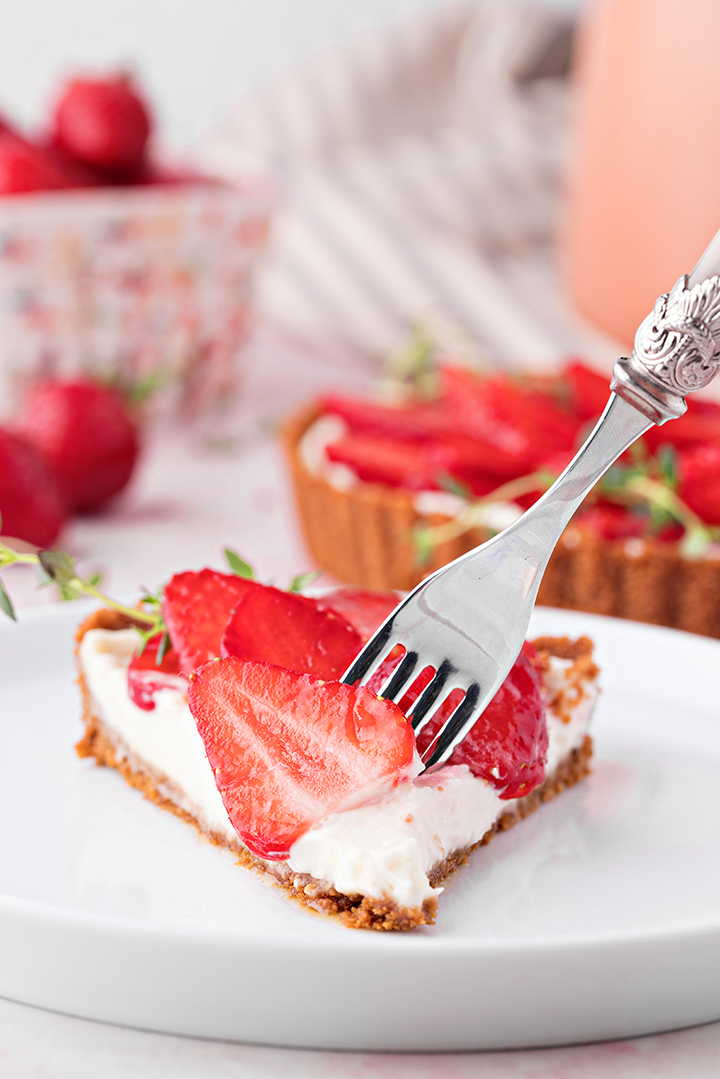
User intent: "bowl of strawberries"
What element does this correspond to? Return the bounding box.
[0,73,272,423]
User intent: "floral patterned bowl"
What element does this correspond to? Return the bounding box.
[0,177,273,421]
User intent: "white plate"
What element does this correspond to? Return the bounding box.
[1,602,720,1051]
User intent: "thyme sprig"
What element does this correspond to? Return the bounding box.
[382,323,440,401]
[0,527,159,631]
[601,467,717,557]
[412,447,718,566]
[413,470,555,566]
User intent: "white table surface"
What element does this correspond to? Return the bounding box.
[3,993,720,1079]
[3,322,720,1076]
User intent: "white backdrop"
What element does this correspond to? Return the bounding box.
[0,0,460,151]
[0,0,579,152]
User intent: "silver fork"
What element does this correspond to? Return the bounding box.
[342,228,720,770]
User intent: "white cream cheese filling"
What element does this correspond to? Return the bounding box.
[79,629,597,908]
[79,630,235,841]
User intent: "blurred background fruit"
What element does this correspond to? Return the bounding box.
[52,74,151,180]
[0,428,66,546]
[0,134,100,194]
[17,378,140,513]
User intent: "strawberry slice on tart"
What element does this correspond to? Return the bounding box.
[220,585,362,680]
[127,632,185,711]
[188,657,419,860]
[415,651,548,799]
[162,568,259,675]
[318,587,400,643]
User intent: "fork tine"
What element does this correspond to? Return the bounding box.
[376,650,419,701]
[407,659,456,734]
[420,683,481,768]
[342,621,397,685]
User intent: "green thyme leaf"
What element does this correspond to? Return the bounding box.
[536,469,557,491]
[413,526,434,568]
[657,444,678,490]
[38,550,77,587]
[629,439,649,466]
[289,569,321,593]
[436,472,471,499]
[0,577,17,621]
[139,586,163,611]
[385,323,438,399]
[224,549,255,579]
[57,580,85,602]
[123,369,171,407]
[679,526,714,560]
[155,630,170,665]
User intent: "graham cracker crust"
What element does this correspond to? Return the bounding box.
[284,405,720,639]
[75,609,594,931]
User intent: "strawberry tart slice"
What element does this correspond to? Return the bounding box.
[75,569,599,930]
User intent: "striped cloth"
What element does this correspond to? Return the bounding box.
[200,0,620,371]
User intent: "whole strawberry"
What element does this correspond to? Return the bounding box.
[0,134,98,194]
[0,428,65,546]
[52,75,152,177]
[17,379,139,513]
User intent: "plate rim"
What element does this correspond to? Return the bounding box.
[3,599,720,1048]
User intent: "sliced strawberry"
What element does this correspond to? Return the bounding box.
[318,587,399,643]
[563,360,610,422]
[321,393,532,481]
[441,367,581,469]
[188,658,418,859]
[415,652,547,799]
[127,633,186,711]
[440,367,531,457]
[319,394,455,443]
[221,585,362,680]
[321,371,583,489]
[326,431,454,489]
[481,376,580,457]
[162,569,258,675]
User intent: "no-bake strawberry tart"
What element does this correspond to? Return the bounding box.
[75,567,598,931]
[285,361,720,638]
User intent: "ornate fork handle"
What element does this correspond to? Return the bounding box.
[465,273,720,582]
[611,273,720,423]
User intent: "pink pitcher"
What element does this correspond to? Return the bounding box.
[562,0,720,348]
